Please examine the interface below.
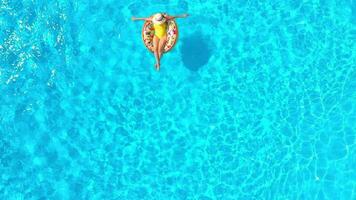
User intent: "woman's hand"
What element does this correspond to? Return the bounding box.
[131,17,136,21]
[182,13,189,18]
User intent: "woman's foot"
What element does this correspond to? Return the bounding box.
[155,63,160,71]
[156,62,160,71]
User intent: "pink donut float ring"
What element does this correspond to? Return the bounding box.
[141,18,179,53]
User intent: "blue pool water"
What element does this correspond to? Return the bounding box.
[1,0,356,199]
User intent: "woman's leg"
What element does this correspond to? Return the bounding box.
[153,36,160,70]
[158,35,167,61]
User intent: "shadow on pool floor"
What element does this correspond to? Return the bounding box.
[180,32,213,71]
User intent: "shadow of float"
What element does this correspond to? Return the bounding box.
[180,32,213,71]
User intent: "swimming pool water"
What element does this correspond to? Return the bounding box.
[1,0,355,199]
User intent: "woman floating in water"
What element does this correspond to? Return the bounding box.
[132,13,189,71]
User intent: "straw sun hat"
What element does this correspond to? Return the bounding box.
[152,13,167,24]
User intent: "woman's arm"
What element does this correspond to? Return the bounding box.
[131,16,152,21]
[164,13,189,20]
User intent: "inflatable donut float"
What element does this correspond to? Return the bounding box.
[142,18,178,53]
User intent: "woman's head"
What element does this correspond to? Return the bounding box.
[152,13,166,24]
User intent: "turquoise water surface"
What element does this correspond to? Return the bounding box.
[1,0,356,199]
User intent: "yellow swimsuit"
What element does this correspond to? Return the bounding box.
[153,23,167,39]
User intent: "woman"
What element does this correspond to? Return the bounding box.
[132,13,189,70]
